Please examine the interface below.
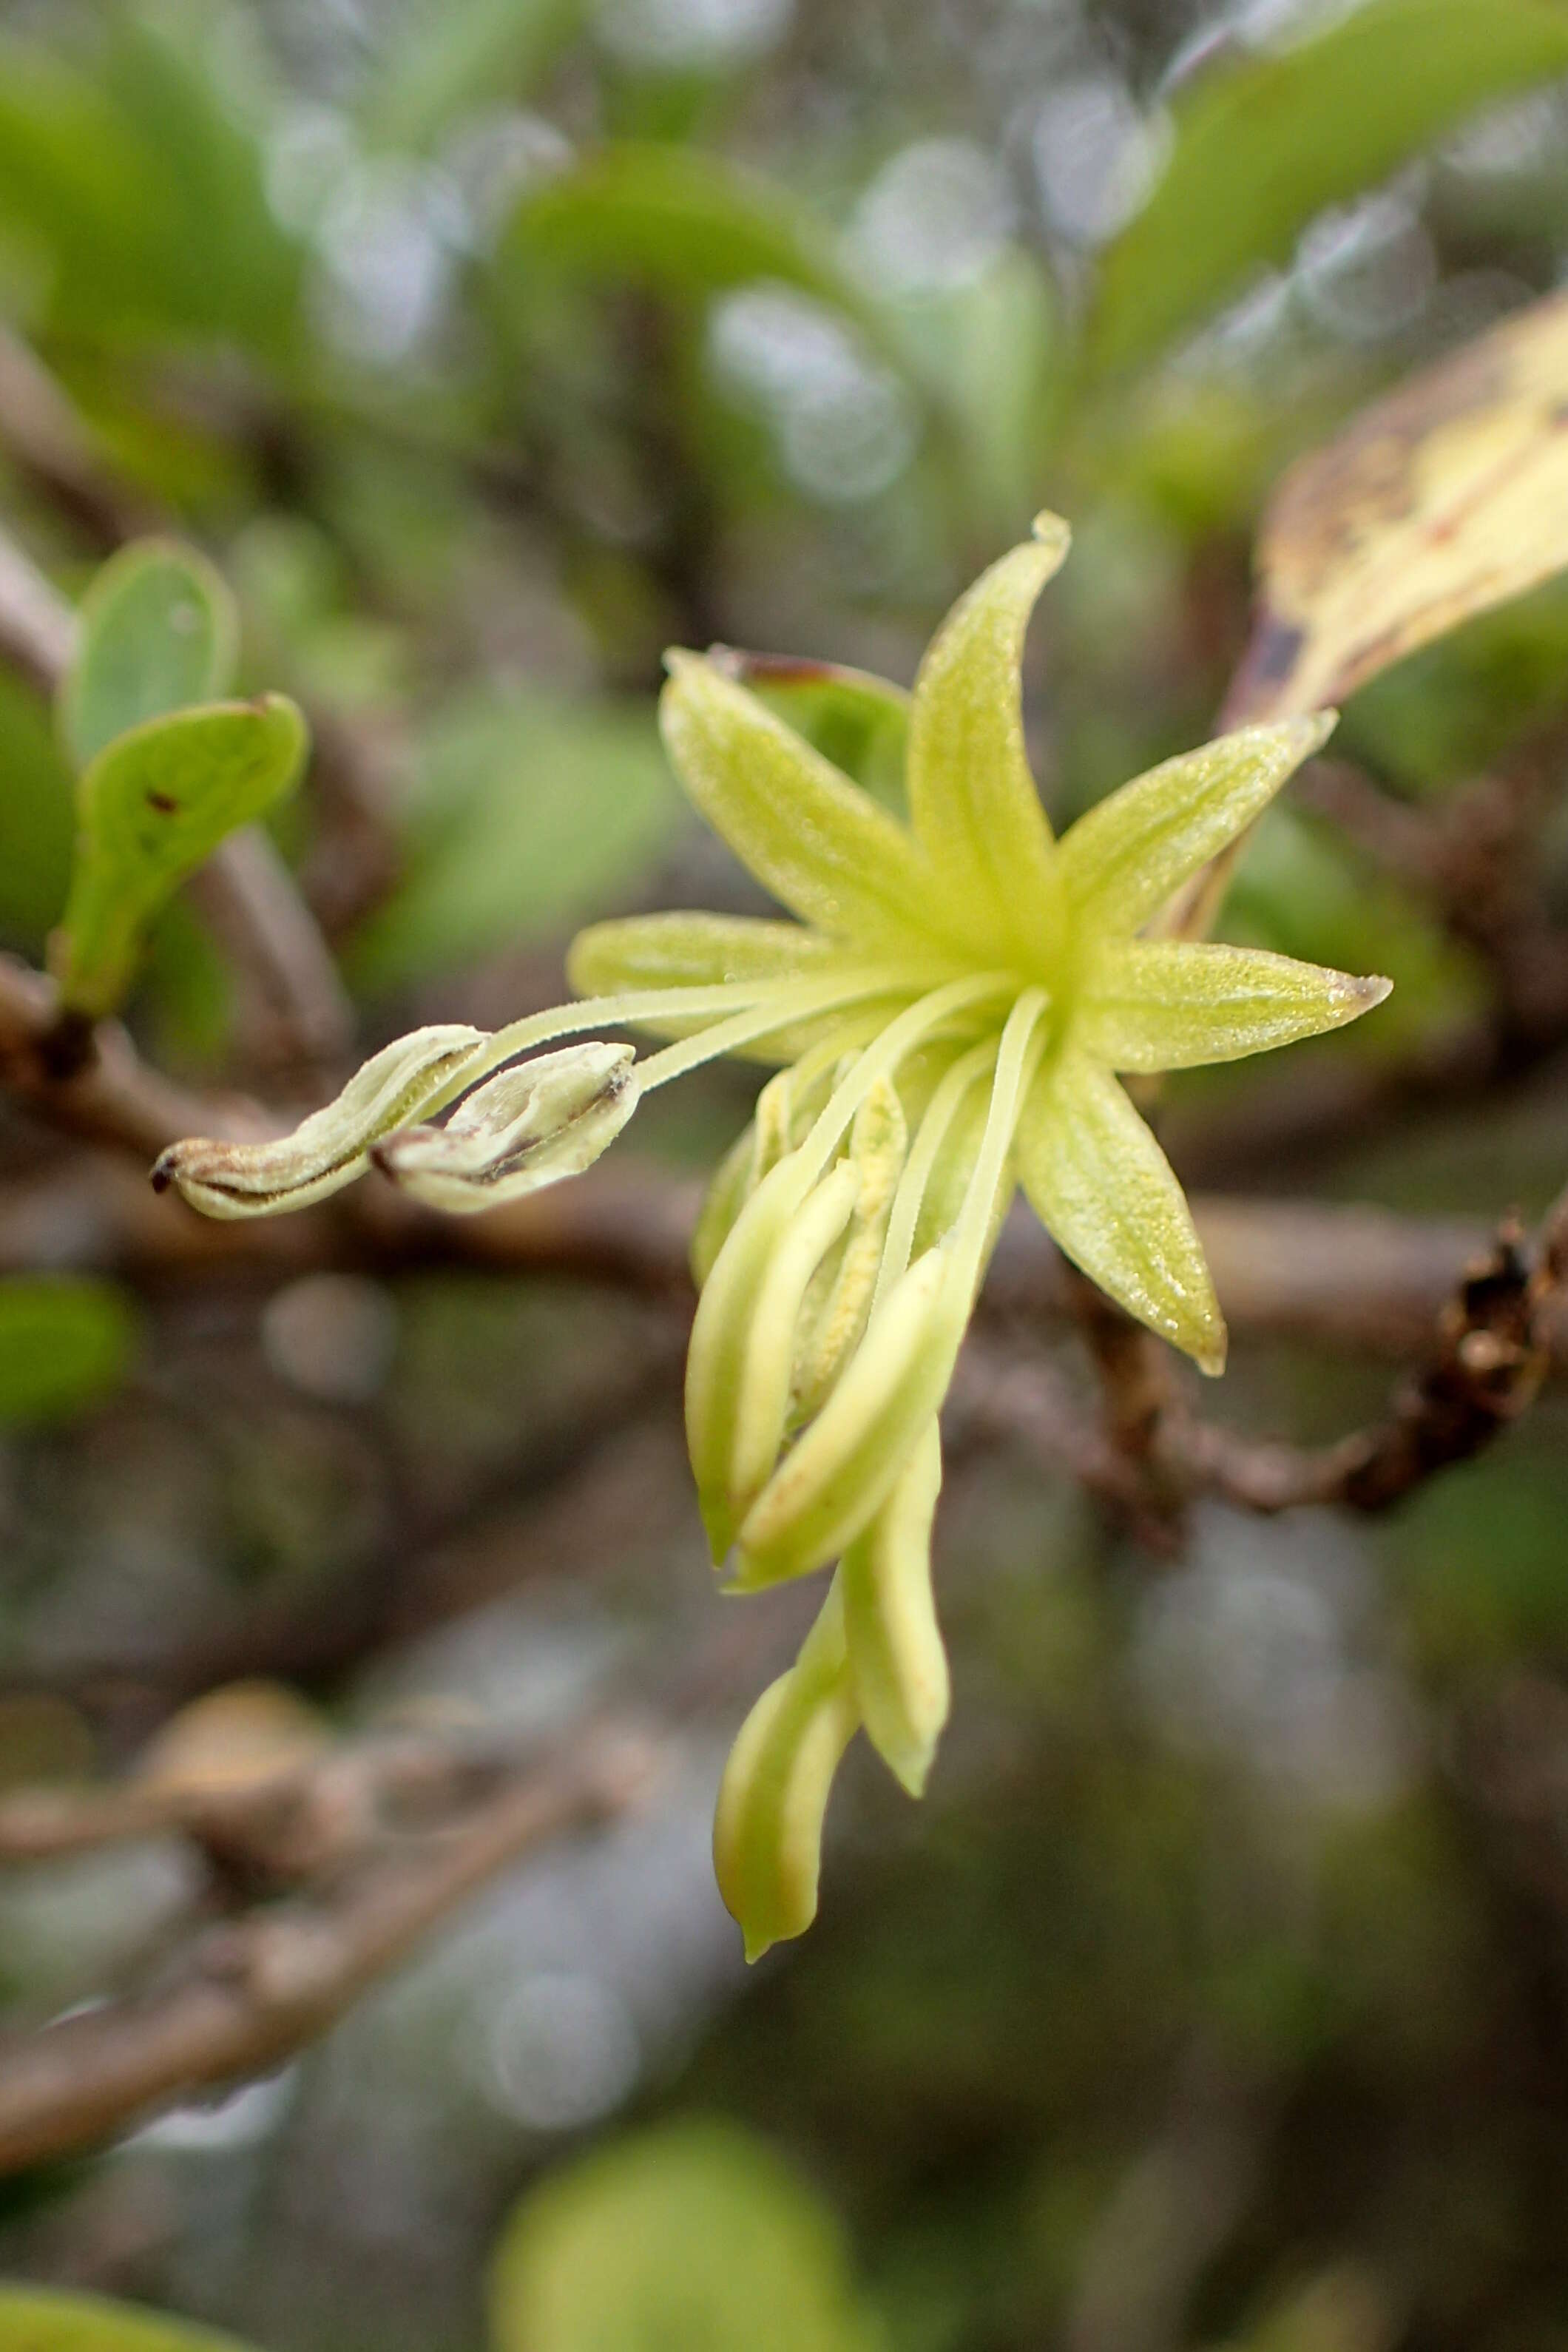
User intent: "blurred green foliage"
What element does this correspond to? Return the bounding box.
[1089,0,1568,374]
[0,1277,138,1426]
[490,2119,884,2351]
[0,2288,257,2348]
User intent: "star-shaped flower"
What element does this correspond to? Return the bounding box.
[154,514,1388,1959]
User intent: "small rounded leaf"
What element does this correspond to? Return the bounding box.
[54,694,310,1018]
[59,538,240,771]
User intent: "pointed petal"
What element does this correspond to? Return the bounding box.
[840,1421,948,1797]
[1016,1053,1225,1372]
[791,1077,908,1422]
[1077,942,1392,1072]
[1056,713,1336,937]
[712,1584,858,1961]
[567,910,885,1065]
[660,653,944,953]
[567,910,837,996]
[906,516,1068,970]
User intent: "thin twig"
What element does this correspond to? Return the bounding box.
[0,1716,661,2174]
[0,956,268,1159]
[996,1210,1565,1532]
[0,322,158,548]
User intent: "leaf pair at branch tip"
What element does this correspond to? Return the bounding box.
[50,538,311,1020]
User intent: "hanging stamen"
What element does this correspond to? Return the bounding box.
[790,1077,908,1423]
[839,1420,947,1796]
[686,976,1009,1564]
[731,990,1051,1591]
[712,1577,859,1963]
[872,1037,996,1316]
[793,972,1013,1186]
[947,987,1051,1302]
[726,1158,862,1520]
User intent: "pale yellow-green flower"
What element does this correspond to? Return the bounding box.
[151,515,1389,1959]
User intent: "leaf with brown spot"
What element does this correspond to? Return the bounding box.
[52,695,308,1018]
[1226,289,1568,725]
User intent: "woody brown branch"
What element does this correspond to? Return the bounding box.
[1029,1209,1565,1532]
[0,1716,661,2175]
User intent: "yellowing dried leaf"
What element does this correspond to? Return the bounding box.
[1228,289,1568,723]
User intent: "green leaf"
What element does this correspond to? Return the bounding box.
[501,142,897,360]
[1016,1052,1224,1373]
[1056,715,1333,939]
[0,14,299,352]
[906,518,1069,973]
[0,39,169,337]
[362,0,587,151]
[490,2118,882,2351]
[0,2286,257,2349]
[722,654,910,811]
[905,251,1062,535]
[346,689,680,996]
[1091,0,1568,376]
[0,666,74,948]
[1076,939,1390,1072]
[0,1276,138,1426]
[60,539,239,771]
[98,7,302,353]
[55,694,308,1018]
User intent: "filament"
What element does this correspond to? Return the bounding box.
[635,967,925,1092]
[871,1038,998,1317]
[794,973,1015,1188]
[949,987,1050,1302]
